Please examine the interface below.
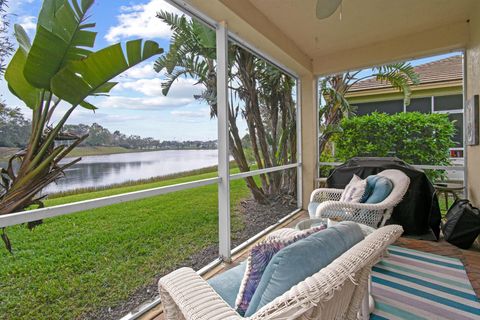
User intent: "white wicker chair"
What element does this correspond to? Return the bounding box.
[311,169,410,228]
[158,224,403,320]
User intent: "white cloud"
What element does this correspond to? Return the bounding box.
[5,0,36,14]
[171,108,210,119]
[18,15,36,34]
[117,77,204,98]
[105,0,182,42]
[100,95,194,110]
[120,62,158,79]
[65,110,144,125]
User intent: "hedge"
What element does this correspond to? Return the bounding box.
[331,112,456,180]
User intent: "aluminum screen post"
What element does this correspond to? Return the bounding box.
[216,21,231,262]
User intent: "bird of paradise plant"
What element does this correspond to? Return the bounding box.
[0,0,163,251]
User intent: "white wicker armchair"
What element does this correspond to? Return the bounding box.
[158,225,403,320]
[311,169,410,228]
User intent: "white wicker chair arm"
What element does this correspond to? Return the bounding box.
[316,200,390,213]
[315,201,388,228]
[310,188,344,203]
[159,267,242,320]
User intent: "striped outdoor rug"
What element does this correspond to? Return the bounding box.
[370,245,480,320]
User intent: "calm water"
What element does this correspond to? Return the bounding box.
[39,149,219,194]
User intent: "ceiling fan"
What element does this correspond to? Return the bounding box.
[316,0,343,19]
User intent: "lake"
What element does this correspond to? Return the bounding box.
[40,149,219,194]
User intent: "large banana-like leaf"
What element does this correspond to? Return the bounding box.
[5,25,42,109]
[51,40,163,106]
[24,0,96,89]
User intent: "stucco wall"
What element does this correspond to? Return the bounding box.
[466,3,480,206]
[300,74,317,208]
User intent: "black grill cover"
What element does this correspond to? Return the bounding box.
[326,157,441,239]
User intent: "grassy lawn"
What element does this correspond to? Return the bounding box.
[0,169,250,319]
[0,147,20,161]
[1,146,138,162]
[65,146,138,158]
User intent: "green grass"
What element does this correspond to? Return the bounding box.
[65,146,141,158]
[0,168,251,319]
[0,146,139,162]
[0,147,19,161]
[439,194,456,217]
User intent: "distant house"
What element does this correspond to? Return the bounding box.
[346,55,464,158]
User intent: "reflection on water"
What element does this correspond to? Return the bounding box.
[39,149,219,194]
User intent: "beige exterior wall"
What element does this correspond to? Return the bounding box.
[466,2,480,206]
[347,84,463,104]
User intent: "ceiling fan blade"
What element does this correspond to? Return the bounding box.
[316,0,342,19]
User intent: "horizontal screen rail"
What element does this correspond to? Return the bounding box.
[318,162,464,172]
[229,163,300,181]
[0,177,220,228]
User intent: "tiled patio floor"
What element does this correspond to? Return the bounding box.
[145,211,480,319]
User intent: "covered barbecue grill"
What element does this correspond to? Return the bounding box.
[326,157,441,239]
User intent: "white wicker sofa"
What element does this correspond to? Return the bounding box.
[310,169,410,228]
[158,224,403,320]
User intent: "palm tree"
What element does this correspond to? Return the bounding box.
[0,0,163,251]
[0,0,14,77]
[155,11,297,203]
[318,63,420,158]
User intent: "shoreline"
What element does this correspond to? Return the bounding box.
[46,161,237,199]
[63,146,218,159]
[0,146,218,162]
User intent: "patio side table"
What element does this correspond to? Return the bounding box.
[434,183,465,211]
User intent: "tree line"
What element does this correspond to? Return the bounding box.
[0,104,216,150]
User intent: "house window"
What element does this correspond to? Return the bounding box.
[433,94,464,148]
[433,94,463,111]
[354,100,404,115]
[406,97,431,113]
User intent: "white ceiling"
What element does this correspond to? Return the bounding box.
[248,0,475,58]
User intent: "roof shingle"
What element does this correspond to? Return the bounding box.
[349,55,462,92]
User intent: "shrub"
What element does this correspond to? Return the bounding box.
[331,112,456,181]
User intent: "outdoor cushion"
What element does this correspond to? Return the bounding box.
[308,201,320,218]
[340,174,367,203]
[235,226,325,315]
[244,221,364,316]
[363,175,393,204]
[207,262,246,307]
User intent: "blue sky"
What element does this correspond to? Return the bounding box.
[0,0,463,141]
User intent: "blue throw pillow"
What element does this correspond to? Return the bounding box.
[235,226,325,315]
[208,262,246,307]
[360,175,380,202]
[364,175,393,204]
[244,221,364,316]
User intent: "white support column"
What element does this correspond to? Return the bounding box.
[300,73,318,208]
[216,21,231,262]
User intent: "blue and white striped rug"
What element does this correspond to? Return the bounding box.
[370,245,480,320]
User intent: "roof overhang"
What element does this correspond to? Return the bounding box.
[346,81,463,104]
